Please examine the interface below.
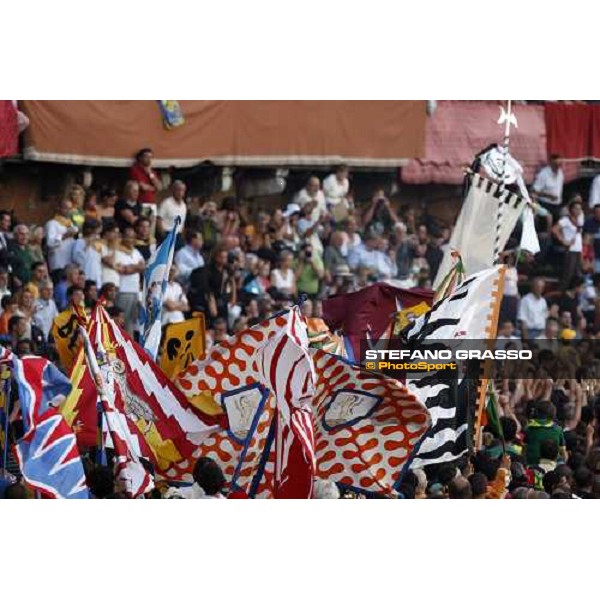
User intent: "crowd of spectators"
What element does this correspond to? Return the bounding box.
[3,148,600,498]
[0,151,454,358]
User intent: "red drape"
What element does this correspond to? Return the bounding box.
[0,100,18,158]
[545,103,591,159]
[545,103,600,160]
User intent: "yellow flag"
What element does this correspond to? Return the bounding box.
[50,308,81,372]
[160,315,205,379]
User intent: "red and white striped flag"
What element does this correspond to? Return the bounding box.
[62,304,223,484]
[177,308,316,497]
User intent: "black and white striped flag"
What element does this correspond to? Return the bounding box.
[402,266,505,469]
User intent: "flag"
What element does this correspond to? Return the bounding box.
[310,349,430,495]
[434,172,526,287]
[78,323,154,497]
[158,101,185,130]
[307,317,346,356]
[62,304,222,480]
[322,283,433,362]
[433,251,465,304]
[139,218,181,360]
[176,308,316,498]
[520,205,541,255]
[15,409,89,499]
[160,315,206,379]
[402,266,506,468]
[10,353,73,433]
[50,307,81,371]
[483,381,504,443]
[1,346,88,499]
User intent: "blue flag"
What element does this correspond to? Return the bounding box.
[139,217,181,360]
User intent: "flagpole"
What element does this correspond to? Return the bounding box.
[494,99,516,265]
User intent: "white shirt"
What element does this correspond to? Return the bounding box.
[517,293,548,330]
[33,297,58,340]
[162,281,187,325]
[115,248,143,294]
[589,175,600,209]
[348,244,397,279]
[271,268,295,292]
[175,245,204,281]
[533,166,564,206]
[580,279,597,313]
[503,266,519,297]
[323,173,349,207]
[295,188,327,221]
[158,197,187,233]
[45,218,75,271]
[72,239,103,288]
[101,244,121,287]
[558,215,583,252]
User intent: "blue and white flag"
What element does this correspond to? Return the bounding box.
[139,217,181,360]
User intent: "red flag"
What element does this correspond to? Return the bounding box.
[322,283,433,360]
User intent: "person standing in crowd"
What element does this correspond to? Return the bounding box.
[33,280,58,341]
[296,242,325,299]
[517,277,548,340]
[29,261,49,299]
[45,199,78,282]
[323,164,351,221]
[129,148,162,222]
[100,221,122,291]
[270,250,297,299]
[295,176,328,222]
[71,219,103,288]
[175,230,205,284]
[197,201,220,253]
[96,188,118,227]
[54,265,85,311]
[583,204,600,273]
[348,230,393,281]
[67,184,86,231]
[323,230,350,278]
[134,216,156,261]
[553,197,583,289]
[532,153,564,217]
[162,265,189,326]
[157,180,187,243]
[188,244,237,327]
[7,224,35,286]
[115,180,142,230]
[0,210,12,254]
[499,252,520,325]
[114,226,145,335]
[363,187,399,236]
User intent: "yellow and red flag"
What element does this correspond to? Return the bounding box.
[61,304,224,479]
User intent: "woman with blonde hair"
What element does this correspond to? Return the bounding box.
[67,184,86,231]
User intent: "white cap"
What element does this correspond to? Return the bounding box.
[282,203,301,218]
